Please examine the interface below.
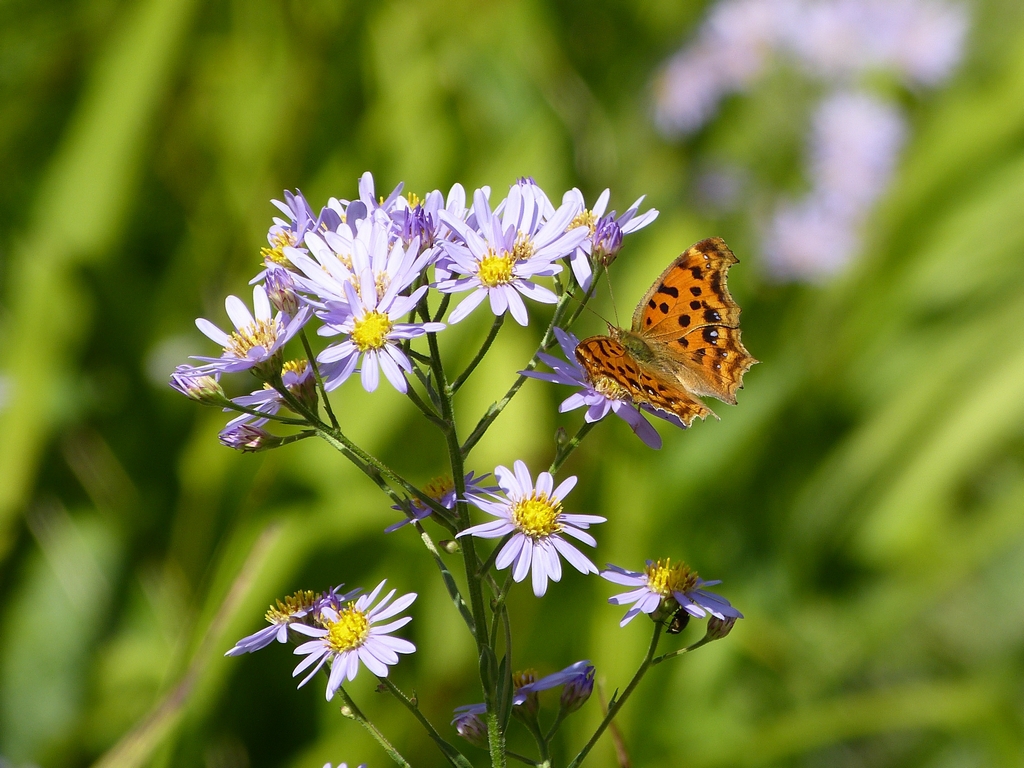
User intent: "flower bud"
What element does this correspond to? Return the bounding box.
[592,216,624,267]
[559,664,595,714]
[265,266,300,315]
[453,711,488,748]
[219,424,280,452]
[704,616,737,642]
[170,366,226,405]
[282,359,317,412]
[441,539,461,554]
[554,426,569,449]
[512,670,540,720]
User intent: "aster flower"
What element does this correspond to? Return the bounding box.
[601,559,742,627]
[459,461,605,597]
[193,285,311,379]
[224,585,360,656]
[561,189,659,290]
[303,219,441,393]
[291,580,417,700]
[386,471,498,533]
[257,189,341,278]
[437,186,589,326]
[521,328,683,449]
[316,264,443,394]
[390,183,469,255]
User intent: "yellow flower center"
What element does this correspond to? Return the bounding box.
[511,492,562,538]
[260,230,294,267]
[406,192,421,208]
[283,359,309,376]
[424,475,455,500]
[351,311,393,351]
[513,669,538,689]
[568,210,597,235]
[325,605,371,652]
[511,233,534,261]
[265,589,317,624]
[478,250,515,287]
[226,319,279,358]
[644,559,698,597]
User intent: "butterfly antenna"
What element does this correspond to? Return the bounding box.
[566,288,612,326]
[605,271,621,328]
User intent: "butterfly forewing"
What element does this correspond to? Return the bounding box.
[632,237,742,338]
[575,336,713,427]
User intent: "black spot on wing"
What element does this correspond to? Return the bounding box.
[678,314,690,327]
[689,286,702,297]
[703,309,721,323]
[659,302,669,314]
[656,285,679,298]
[689,300,701,310]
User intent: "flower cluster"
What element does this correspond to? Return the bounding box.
[171,174,656,438]
[654,0,968,280]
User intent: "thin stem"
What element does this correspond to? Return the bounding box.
[548,421,597,475]
[451,314,505,394]
[300,329,339,429]
[405,384,447,430]
[461,292,575,457]
[488,571,514,649]
[432,291,452,323]
[507,751,540,767]
[566,624,663,768]
[335,685,410,767]
[653,632,716,664]
[378,677,474,768]
[219,400,308,426]
[414,521,475,632]
[477,533,513,579]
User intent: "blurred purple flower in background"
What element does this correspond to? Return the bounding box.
[654,0,968,281]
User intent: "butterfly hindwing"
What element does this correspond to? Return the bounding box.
[655,325,757,404]
[575,335,713,427]
[632,237,742,339]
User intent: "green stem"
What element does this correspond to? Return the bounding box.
[507,751,540,766]
[299,329,339,429]
[566,623,663,768]
[451,314,505,393]
[335,685,410,767]
[548,421,597,475]
[378,677,475,768]
[405,384,448,430]
[219,400,308,426]
[461,292,575,457]
[653,633,715,664]
[414,521,476,633]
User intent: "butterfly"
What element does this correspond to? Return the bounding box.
[574,237,757,427]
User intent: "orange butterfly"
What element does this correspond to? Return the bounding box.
[575,237,757,427]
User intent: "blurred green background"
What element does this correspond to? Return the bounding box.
[3,0,1024,766]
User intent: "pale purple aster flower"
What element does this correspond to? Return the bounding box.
[522,328,682,449]
[458,461,604,597]
[437,187,589,326]
[306,220,441,393]
[391,183,469,254]
[193,285,311,378]
[601,559,742,627]
[517,660,594,698]
[291,580,416,700]
[561,189,659,289]
[386,471,498,533]
[452,704,489,747]
[256,190,341,280]
[223,586,360,656]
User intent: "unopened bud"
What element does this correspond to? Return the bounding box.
[170,366,226,405]
[339,704,356,719]
[704,616,737,641]
[592,216,624,267]
[265,266,300,315]
[554,426,569,449]
[559,665,595,714]
[440,539,461,554]
[454,712,488,748]
[219,424,281,452]
[283,359,318,411]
